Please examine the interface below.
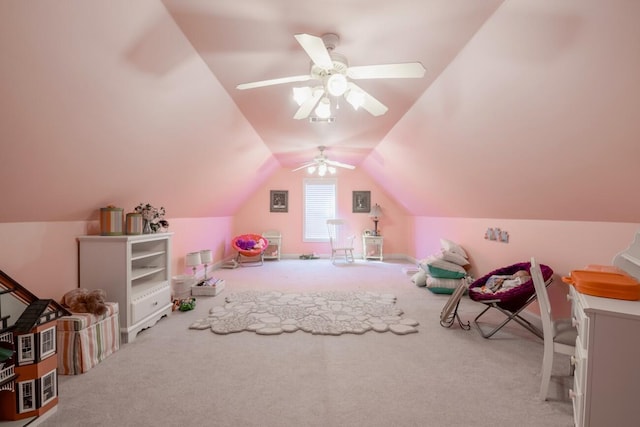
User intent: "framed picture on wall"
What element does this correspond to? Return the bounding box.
[270,190,288,213]
[352,191,371,213]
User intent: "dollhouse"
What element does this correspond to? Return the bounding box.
[0,270,69,422]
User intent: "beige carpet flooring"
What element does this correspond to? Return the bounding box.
[41,259,574,427]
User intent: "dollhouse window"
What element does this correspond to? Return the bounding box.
[18,380,34,413]
[18,334,34,364]
[39,326,56,359]
[40,369,57,406]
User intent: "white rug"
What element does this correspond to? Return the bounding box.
[189,291,419,335]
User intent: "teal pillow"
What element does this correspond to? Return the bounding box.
[426,287,455,294]
[427,265,467,279]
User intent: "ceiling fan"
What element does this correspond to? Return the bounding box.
[292,146,355,176]
[236,33,426,120]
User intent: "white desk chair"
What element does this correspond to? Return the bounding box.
[326,219,355,264]
[530,257,577,401]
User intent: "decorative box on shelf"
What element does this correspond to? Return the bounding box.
[191,278,226,296]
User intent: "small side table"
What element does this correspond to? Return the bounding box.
[362,235,384,261]
[262,230,282,260]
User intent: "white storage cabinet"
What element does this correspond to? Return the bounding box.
[568,230,640,427]
[78,233,173,343]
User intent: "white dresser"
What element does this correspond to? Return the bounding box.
[78,233,173,343]
[568,231,640,427]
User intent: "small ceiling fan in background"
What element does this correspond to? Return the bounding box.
[237,33,426,120]
[292,146,356,176]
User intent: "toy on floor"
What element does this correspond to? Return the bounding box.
[176,297,196,312]
[61,288,108,315]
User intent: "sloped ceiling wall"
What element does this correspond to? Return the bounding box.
[0,0,276,222]
[365,1,640,222]
[1,1,638,224]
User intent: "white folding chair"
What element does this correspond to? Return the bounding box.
[326,219,355,264]
[530,257,577,401]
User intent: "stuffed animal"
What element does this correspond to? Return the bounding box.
[61,288,108,316]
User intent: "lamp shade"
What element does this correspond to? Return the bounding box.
[315,97,331,118]
[186,252,202,267]
[369,204,382,218]
[292,86,312,106]
[327,73,348,96]
[346,88,365,110]
[200,249,213,264]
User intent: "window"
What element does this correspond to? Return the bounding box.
[40,326,56,359]
[303,178,337,242]
[18,380,34,413]
[40,369,57,406]
[18,334,34,364]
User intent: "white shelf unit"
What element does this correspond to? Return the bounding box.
[362,235,384,261]
[262,230,281,261]
[78,233,173,344]
[568,230,640,427]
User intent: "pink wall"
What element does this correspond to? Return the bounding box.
[233,167,410,257]
[0,217,233,301]
[412,217,640,316]
[2,212,637,317]
[165,217,233,277]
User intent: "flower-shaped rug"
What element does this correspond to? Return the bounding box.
[189,290,419,335]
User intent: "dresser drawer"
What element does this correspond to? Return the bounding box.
[570,384,583,427]
[569,287,589,350]
[132,285,171,324]
[570,341,587,427]
[572,339,587,393]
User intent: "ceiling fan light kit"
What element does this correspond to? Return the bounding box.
[237,33,426,120]
[292,87,312,106]
[314,97,332,119]
[345,87,365,110]
[326,73,348,96]
[292,146,356,176]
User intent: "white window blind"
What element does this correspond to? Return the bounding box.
[304,178,336,241]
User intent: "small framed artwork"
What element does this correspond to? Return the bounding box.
[363,229,372,236]
[352,191,371,213]
[270,190,288,213]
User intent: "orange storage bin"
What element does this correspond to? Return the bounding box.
[584,264,626,274]
[562,269,640,301]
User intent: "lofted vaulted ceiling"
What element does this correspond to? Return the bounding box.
[160,0,504,168]
[1,1,639,223]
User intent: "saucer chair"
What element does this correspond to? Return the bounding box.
[232,234,268,266]
[468,261,554,338]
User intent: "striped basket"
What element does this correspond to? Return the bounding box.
[100,207,124,236]
[57,302,120,375]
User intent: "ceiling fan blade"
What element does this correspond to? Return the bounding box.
[293,89,323,120]
[325,159,356,170]
[348,83,388,116]
[347,62,426,80]
[292,161,316,172]
[237,75,311,90]
[294,33,333,70]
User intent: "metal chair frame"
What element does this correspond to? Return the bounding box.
[473,278,552,339]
